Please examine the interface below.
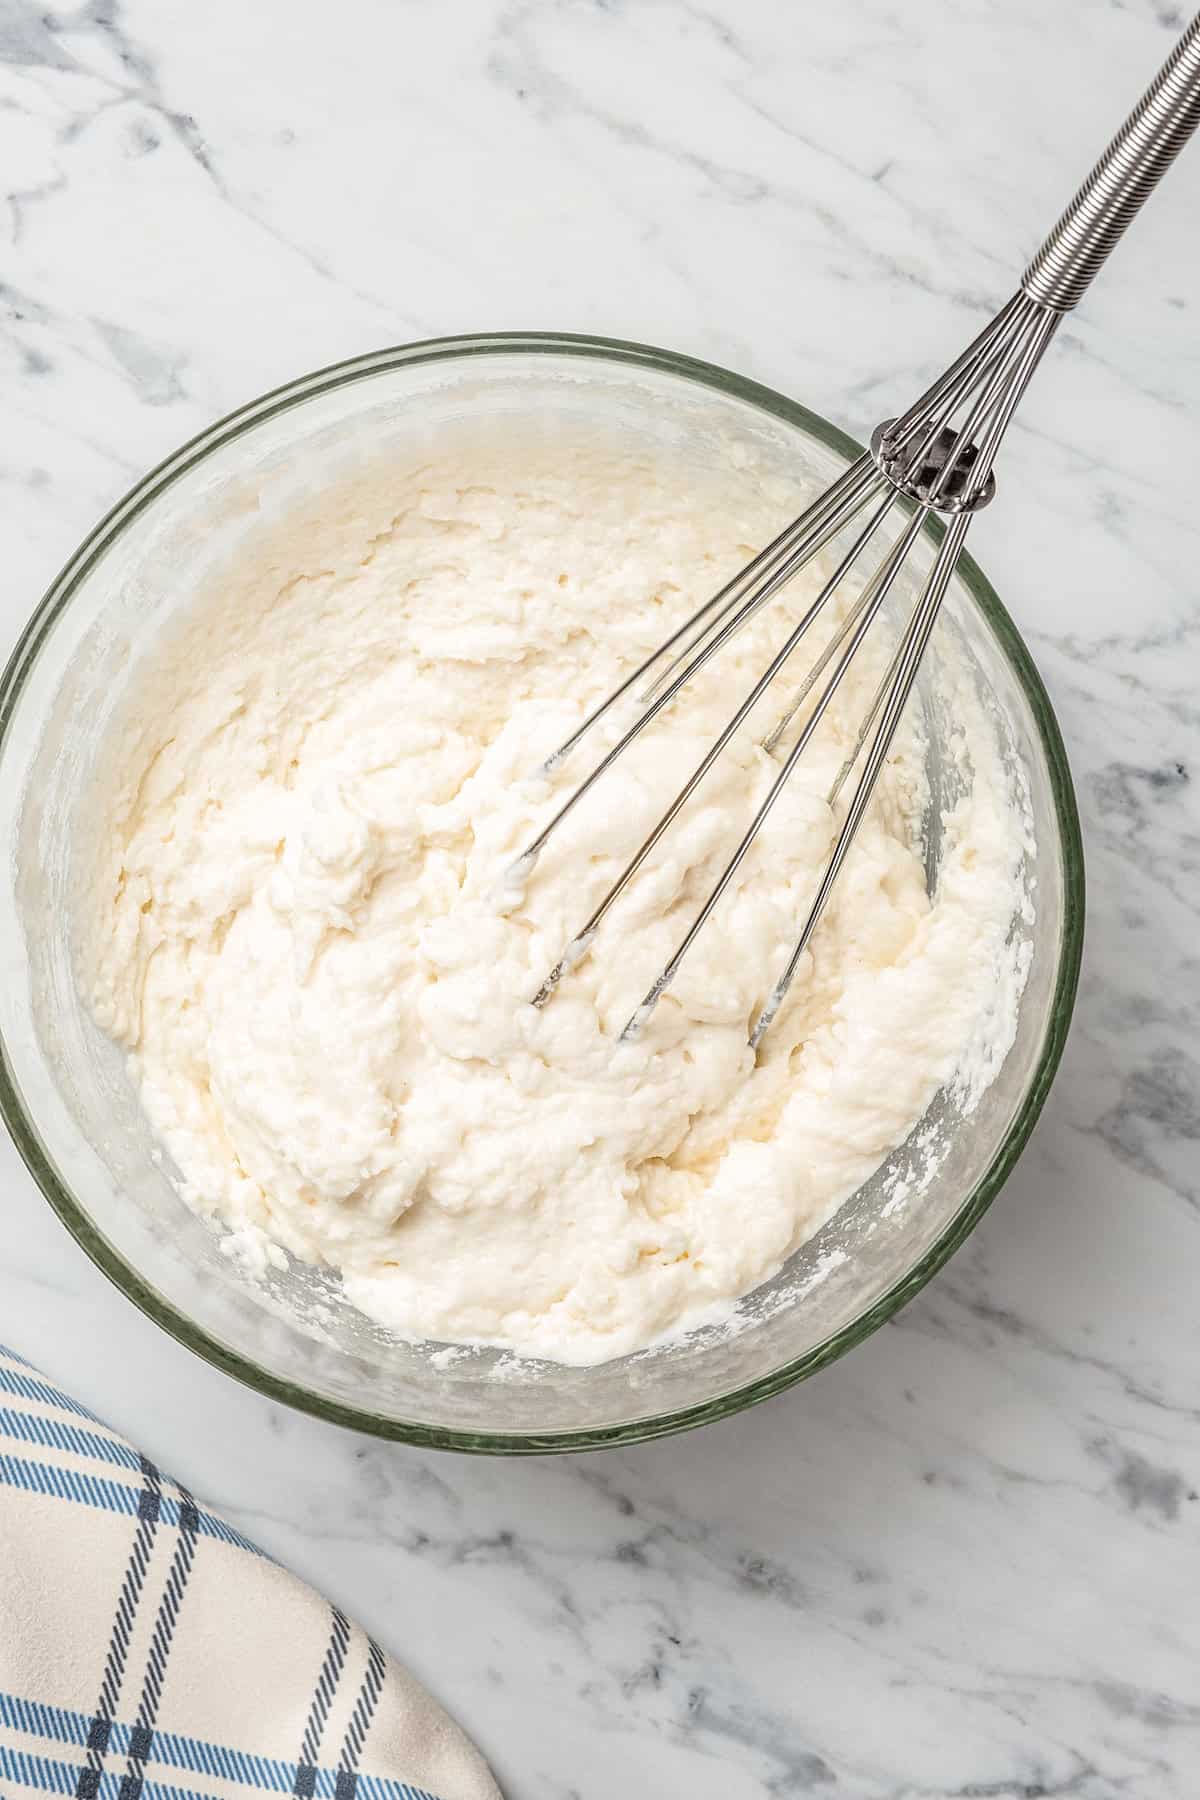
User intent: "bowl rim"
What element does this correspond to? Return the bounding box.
[0,331,1085,1454]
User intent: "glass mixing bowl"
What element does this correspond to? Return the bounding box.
[0,335,1083,1452]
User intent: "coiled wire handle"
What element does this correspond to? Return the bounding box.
[1023,12,1200,310]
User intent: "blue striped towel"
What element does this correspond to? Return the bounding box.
[0,1345,500,1800]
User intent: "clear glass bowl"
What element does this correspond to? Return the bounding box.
[0,335,1084,1453]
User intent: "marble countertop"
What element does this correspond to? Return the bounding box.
[3,1,1199,1793]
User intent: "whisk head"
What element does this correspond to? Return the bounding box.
[510,290,1059,1048]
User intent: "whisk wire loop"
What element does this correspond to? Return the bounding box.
[619,506,929,1042]
[748,510,972,1051]
[528,487,897,1009]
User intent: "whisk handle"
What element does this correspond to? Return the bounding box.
[1022,11,1200,310]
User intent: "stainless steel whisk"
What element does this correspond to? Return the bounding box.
[513,15,1200,1049]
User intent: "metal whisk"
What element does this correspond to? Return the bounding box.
[513,14,1200,1050]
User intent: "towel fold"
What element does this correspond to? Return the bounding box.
[0,1343,501,1800]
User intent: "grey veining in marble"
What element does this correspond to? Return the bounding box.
[3,1,1200,1794]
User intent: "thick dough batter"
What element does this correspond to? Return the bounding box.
[86,426,1028,1365]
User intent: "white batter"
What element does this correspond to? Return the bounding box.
[85,426,1029,1366]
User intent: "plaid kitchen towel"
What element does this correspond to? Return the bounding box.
[0,1344,501,1800]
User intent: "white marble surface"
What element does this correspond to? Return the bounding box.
[3,0,1200,1793]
